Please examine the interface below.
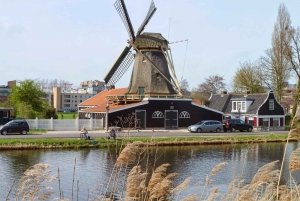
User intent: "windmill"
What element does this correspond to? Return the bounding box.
[103,0,182,98]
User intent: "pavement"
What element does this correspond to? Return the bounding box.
[46,128,189,134]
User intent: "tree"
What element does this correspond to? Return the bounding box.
[36,79,73,92]
[260,4,292,102]
[283,26,300,121]
[9,79,49,118]
[232,60,266,93]
[197,75,226,94]
[179,78,190,96]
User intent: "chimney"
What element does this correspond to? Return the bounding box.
[244,88,250,97]
[220,91,227,97]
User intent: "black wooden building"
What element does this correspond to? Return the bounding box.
[79,89,223,129]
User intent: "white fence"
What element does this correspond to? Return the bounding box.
[26,118,104,131]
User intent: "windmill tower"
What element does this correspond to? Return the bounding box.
[104,0,182,100]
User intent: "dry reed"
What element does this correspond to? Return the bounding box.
[289,148,300,172]
[16,163,57,200]
[125,165,147,201]
[116,141,142,166]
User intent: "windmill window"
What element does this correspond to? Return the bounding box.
[152,111,164,118]
[179,111,190,118]
[156,73,159,78]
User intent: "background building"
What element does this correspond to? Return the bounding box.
[0,80,16,103]
[48,80,105,112]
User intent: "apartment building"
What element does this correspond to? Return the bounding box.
[48,80,106,112]
[0,80,16,103]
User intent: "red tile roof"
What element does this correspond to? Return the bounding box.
[79,88,128,106]
[192,99,203,105]
[79,87,143,113]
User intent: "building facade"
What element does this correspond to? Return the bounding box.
[47,80,106,112]
[208,91,286,131]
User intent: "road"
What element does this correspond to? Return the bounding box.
[0,130,288,139]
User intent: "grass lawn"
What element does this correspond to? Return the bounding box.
[56,112,78,119]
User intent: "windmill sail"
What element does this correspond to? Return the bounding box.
[136,1,157,37]
[103,46,134,86]
[114,0,135,41]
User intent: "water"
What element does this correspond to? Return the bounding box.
[0,142,299,200]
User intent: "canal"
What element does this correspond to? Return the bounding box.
[0,142,299,200]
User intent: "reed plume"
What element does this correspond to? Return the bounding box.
[148,172,177,200]
[238,160,280,201]
[147,163,171,191]
[16,163,57,201]
[289,148,300,172]
[125,165,147,201]
[116,141,142,166]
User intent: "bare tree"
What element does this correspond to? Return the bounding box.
[197,75,226,94]
[260,4,292,102]
[36,79,74,92]
[283,27,300,119]
[232,60,266,93]
[179,78,190,96]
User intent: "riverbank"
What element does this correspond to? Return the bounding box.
[0,133,298,150]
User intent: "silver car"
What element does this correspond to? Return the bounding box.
[188,120,223,133]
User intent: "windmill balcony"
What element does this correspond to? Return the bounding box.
[106,94,190,103]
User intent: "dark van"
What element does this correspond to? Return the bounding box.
[0,119,30,135]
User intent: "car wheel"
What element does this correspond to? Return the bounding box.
[248,127,252,132]
[21,130,27,135]
[1,130,7,135]
[231,127,236,132]
[216,128,221,133]
[196,128,202,133]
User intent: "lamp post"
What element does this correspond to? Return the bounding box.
[105,103,110,131]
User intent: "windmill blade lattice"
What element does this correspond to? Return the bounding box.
[136,0,157,37]
[104,46,134,86]
[114,0,135,41]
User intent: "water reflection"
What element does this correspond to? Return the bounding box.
[0,142,299,200]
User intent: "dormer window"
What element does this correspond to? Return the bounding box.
[232,101,246,112]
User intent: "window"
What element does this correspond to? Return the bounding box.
[152,111,164,118]
[242,102,246,111]
[232,101,246,112]
[269,99,274,110]
[273,118,279,127]
[233,102,237,110]
[179,111,190,118]
[263,118,269,127]
[3,111,8,118]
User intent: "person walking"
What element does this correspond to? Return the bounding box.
[80,126,89,140]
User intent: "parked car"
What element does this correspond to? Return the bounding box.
[222,120,228,132]
[188,120,223,133]
[224,119,253,132]
[0,119,30,135]
[64,110,71,113]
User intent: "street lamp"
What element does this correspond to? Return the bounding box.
[105,103,110,131]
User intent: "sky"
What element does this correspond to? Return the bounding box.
[1,0,300,90]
